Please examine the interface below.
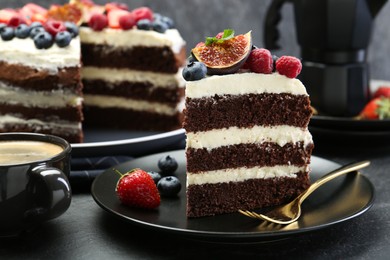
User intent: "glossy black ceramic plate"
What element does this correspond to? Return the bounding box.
[71,128,185,157]
[91,150,375,243]
[310,115,390,131]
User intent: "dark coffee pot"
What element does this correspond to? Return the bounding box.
[265,0,387,116]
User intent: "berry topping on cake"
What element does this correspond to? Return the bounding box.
[55,31,72,47]
[0,26,15,41]
[191,29,252,75]
[7,15,27,27]
[182,61,207,81]
[89,13,108,31]
[15,24,31,39]
[107,9,128,29]
[118,12,136,30]
[246,48,273,74]
[64,21,79,37]
[157,176,182,197]
[34,31,53,49]
[136,19,152,30]
[29,26,45,38]
[44,20,66,36]
[115,168,161,209]
[275,56,302,78]
[105,2,129,12]
[132,7,154,22]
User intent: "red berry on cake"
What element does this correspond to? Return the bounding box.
[132,7,154,22]
[119,12,136,30]
[275,56,302,78]
[246,48,273,74]
[107,9,129,29]
[89,13,108,31]
[44,20,66,36]
[7,15,27,27]
[0,9,18,24]
[115,168,161,209]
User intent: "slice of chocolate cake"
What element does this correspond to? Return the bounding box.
[0,6,83,143]
[183,30,314,218]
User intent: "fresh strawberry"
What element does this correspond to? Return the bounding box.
[373,86,390,99]
[132,7,153,22]
[119,12,136,30]
[89,13,108,31]
[275,55,302,78]
[0,9,18,24]
[44,20,66,36]
[31,13,47,24]
[360,97,390,120]
[107,9,129,29]
[115,168,161,209]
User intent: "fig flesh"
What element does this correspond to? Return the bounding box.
[191,31,252,75]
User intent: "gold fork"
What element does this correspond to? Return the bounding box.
[239,160,371,225]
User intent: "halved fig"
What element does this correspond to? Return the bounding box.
[191,31,252,75]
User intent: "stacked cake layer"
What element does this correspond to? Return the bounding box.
[0,36,83,143]
[184,73,314,218]
[80,27,186,131]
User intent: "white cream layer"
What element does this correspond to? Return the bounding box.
[0,83,82,108]
[187,165,307,186]
[79,27,185,54]
[84,94,180,115]
[82,66,185,89]
[0,37,81,74]
[0,115,81,131]
[186,125,313,150]
[185,73,308,99]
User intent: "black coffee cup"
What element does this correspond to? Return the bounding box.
[0,133,72,237]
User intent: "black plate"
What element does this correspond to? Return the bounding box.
[91,150,375,244]
[71,128,185,157]
[310,115,390,131]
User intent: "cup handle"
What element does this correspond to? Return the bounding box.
[24,165,72,221]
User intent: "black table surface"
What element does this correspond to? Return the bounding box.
[1,137,389,259]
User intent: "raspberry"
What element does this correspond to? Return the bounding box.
[44,20,66,36]
[119,13,136,30]
[132,7,153,22]
[275,56,302,78]
[246,48,273,74]
[89,13,108,31]
[7,15,26,27]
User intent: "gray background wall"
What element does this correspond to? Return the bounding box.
[2,0,389,80]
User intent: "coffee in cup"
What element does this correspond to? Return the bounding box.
[0,133,72,237]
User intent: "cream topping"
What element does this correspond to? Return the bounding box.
[186,165,307,186]
[0,83,83,108]
[84,94,181,115]
[82,66,185,89]
[0,115,81,131]
[185,73,308,99]
[186,125,313,149]
[79,27,186,54]
[0,37,81,73]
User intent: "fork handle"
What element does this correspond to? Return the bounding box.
[298,160,371,203]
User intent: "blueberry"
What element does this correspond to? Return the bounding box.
[30,26,45,38]
[30,22,43,29]
[157,176,181,197]
[137,19,152,30]
[152,19,168,33]
[147,171,162,184]
[64,22,79,38]
[55,31,72,47]
[34,32,53,49]
[160,16,175,29]
[158,155,178,175]
[186,55,197,64]
[0,27,15,41]
[15,24,31,39]
[0,23,7,30]
[182,61,207,81]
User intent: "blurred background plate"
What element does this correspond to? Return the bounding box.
[71,128,185,157]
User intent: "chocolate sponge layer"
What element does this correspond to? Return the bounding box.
[186,172,310,218]
[186,142,314,173]
[183,93,312,132]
